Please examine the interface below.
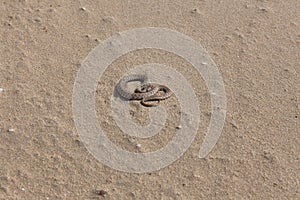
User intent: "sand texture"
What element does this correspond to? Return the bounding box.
[0,0,299,199]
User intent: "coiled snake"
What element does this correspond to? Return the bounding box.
[116,74,172,107]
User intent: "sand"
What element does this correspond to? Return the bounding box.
[0,0,299,199]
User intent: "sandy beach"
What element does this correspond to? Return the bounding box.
[0,0,299,199]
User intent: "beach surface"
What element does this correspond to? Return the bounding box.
[0,0,299,199]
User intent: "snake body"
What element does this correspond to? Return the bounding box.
[140,84,172,106]
[116,74,172,106]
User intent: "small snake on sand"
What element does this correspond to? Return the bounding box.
[116,74,172,107]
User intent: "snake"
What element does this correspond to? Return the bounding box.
[116,74,172,107]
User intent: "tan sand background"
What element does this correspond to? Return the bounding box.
[0,0,299,199]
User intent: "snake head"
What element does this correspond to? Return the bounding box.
[134,84,153,93]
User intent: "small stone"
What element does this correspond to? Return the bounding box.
[201,62,208,65]
[230,121,238,129]
[191,8,200,14]
[34,17,42,23]
[21,188,25,191]
[0,88,3,92]
[176,125,182,129]
[80,7,86,11]
[95,189,107,196]
[8,128,15,132]
[136,144,141,148]
[259,7,268,12]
